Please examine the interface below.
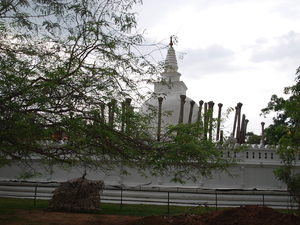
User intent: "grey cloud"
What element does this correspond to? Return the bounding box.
[251,31,300,62]
[138,0,250,26]
[179,44,238,77]
[271,0,300,20]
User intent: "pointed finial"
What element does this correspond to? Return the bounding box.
[169,36,173,47]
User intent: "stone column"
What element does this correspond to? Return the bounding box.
[260,122,265,146]
[220,130,224,144]
[232,106,238,137]
[157,97,163,141]
[239,114,246,144]
[178,95,186,124]
[216,103,223,141]
[107,102,112,127]
[235,102,243,142]
[208,101,214,141]
[100,103,105,123]
[109,99,116,128]
[188,100,195,124]
[203,102,208,140]
[244,119,249,142]
[197,100,204,123]
[121,101,126,133]
[125,98,132,134]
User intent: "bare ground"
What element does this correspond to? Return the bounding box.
[1,205,299,225]
[0,210,140,225]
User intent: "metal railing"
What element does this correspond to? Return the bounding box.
[0,181,298,213]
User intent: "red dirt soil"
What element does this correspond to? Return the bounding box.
[131,205,300,225]
[0,210,140,225]
[1,205,299,225]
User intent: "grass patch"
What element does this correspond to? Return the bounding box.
[0,198,48,214]
[1,198,297,217]
[277,208,300,215]
[100,203,214,216]
[0,197,214,216]
[0,198,48,225]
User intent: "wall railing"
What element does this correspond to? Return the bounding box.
[0,181,298,213]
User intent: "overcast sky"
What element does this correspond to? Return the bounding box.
[134,0,300,135]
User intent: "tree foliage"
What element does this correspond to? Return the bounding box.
[0,0,232,182]
[0,0,155,169]
[262,70,300,212]
[262,71,300,146]
[245,132,261,145]
[147,122,235,183]
[274,146,300,213]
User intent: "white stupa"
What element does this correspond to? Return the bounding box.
[141,38,198,136]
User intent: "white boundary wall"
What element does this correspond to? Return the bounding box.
[0,146,299,191]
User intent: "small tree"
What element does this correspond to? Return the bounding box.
[0,0,156,172]
[262,70,300,213]
[245,132,261,144]
[146,122,235,183]
[0,1,233,185]
[274,144,300,213]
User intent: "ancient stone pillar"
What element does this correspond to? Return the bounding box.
[178,95,186,124]
[121,101,126,133]
[245,119,249,133]
[157,97,163,141]
[260,122,265,145]
[197,100,204,123]
[108,99,116,128]
[239,114,246,144]
[107,102,112,127]
[216,103,223,141]
[100,103,105,123]
[235,102,243,142]
[220,130,224,144]
[203,102,208,140]
[125,98,132,134]
[244,119,249,142]
[208,101,214,141]
[232,106,238,137]
[188,100,195,124]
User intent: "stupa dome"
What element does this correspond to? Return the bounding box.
[141,38,198,136]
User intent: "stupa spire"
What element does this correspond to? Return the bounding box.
[164,36,178,73]
[169,36,173,47]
